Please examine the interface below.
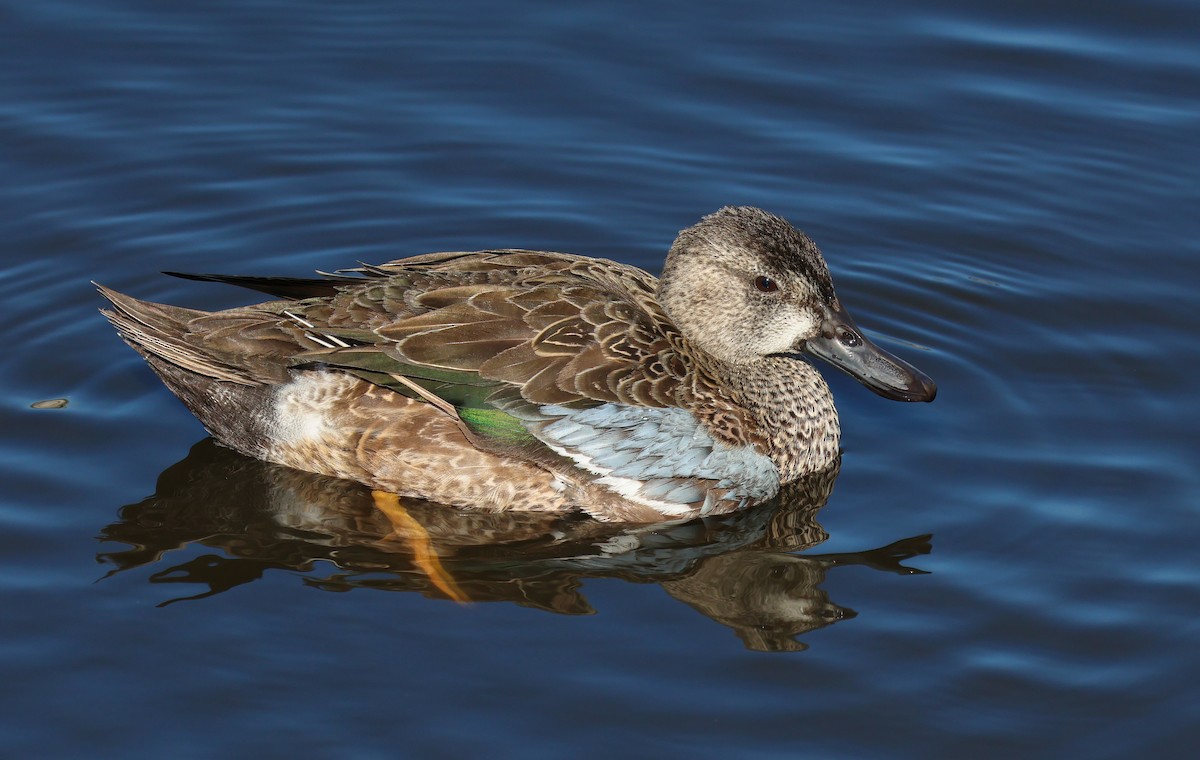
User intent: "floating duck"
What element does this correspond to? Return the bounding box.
[99,206,935,522]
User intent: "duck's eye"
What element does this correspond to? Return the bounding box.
[753,276,778,293]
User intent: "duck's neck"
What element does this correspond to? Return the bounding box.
[696,355,841,483]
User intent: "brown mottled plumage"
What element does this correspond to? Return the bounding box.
[99,206,936,522]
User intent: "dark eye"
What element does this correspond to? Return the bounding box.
[753,276,778,293]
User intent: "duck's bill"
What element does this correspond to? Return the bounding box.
[801,303,937,403]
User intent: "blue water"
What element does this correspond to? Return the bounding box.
[2,0,1198,756]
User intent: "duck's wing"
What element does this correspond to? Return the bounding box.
[288,265,778,517]
[283,250,691,410]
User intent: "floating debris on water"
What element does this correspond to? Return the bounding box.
[31,398,69,410]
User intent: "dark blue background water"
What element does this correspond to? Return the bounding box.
[2,1,1197,756]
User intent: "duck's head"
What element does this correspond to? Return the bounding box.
[658,206,936,402]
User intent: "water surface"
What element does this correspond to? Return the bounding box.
[1,0,1197,757]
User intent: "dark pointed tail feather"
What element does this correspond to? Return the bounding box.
[163,271,357,300]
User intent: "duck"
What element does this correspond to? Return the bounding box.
[98,206,935,523]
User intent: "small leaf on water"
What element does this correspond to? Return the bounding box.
[31,398,69,410]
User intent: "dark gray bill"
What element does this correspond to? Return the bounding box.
[801,302,937,402]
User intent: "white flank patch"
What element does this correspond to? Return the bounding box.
[270,372,340,446]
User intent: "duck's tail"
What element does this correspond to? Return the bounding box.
[96,284,282,458]
[96,284,264,385]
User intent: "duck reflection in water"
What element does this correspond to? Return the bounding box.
[99,439,931,652]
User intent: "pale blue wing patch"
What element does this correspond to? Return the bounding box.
[519,403,780,516]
